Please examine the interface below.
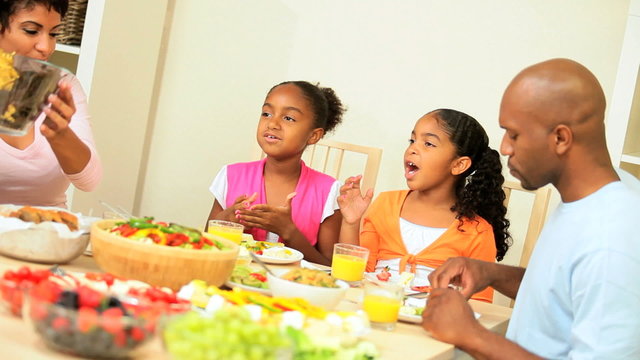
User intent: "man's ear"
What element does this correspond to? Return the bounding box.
[307,128,325,145]
[553,124,572,155]
[451,156,472,176]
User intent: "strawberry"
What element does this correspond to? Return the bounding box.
[113,330,127,347]
[29,301,48,321]
[84,272,102,281]
[77,285,102,308]
[77,307,98,332]
[130,326,146,342]
[376,266,392,282]
[103,273,115,287]
[30,269,51,283]
[16,266,31,281]
[3,270,17,281]
[52,316,70,330]
[31,280,62,304]
[101,307,124,334]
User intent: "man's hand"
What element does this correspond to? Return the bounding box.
[428,257,493,299]
[422,288,483,346]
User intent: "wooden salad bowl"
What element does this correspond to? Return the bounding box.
[90,219,239,290]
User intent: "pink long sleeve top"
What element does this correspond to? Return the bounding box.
[0,75,102,208]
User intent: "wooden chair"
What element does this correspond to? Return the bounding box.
[493,180,552,307]
[261,139,383,191]
[502,180,552,268]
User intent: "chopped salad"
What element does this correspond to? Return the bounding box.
[228,265,269,289]
[282,268,339,288]
[109,217,229,251]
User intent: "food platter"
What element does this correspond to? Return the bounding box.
[254,246,303,264]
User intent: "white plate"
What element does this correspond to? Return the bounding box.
[363,272,421,295]
[398,297,481,324]
[224,280,271,296]
[255,246,303,264]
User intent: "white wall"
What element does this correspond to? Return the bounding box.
[137,0,629,229]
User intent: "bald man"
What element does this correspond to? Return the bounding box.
[422,59,640,359]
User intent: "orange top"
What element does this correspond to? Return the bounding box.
[360,190,497,302]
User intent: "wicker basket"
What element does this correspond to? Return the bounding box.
[58,0,88,46]
[90,220,240,290]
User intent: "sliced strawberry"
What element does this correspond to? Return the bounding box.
[103,273,115,287]
[52,316,71,330]
[376,267,392,282]
[101,307,124,334]
[130,326,146,342]
[77,285,102,308]
[113,330,127,347]
[77,307,99,332]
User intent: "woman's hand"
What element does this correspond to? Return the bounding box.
[237,192,297,238]
[41,81,75,140]
[338,175,373,225]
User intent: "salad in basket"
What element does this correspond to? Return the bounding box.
[109,217,229,251]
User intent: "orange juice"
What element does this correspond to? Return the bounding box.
[363,294,401,323]
[207,226,243,244]
[331,254,367,281]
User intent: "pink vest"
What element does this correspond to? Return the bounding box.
[225,158,336,245]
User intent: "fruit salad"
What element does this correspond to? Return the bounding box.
[23,269,190,358]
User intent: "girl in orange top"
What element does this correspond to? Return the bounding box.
[339,109,511,302]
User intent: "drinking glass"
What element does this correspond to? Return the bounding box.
[362,279,404,331]
[207,220,244,244]
[331,243,369,285]
[0,52,66,135]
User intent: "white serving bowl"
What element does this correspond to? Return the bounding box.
[267,269,348,310]
[0,205,95,264]
[0,228,88,264]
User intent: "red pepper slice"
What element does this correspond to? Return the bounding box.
[249,273,267,282]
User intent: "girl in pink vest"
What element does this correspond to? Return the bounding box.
[206,81,345,265]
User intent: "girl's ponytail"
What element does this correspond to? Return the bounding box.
[460,147,511,261]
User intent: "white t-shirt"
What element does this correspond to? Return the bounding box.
[375,218,446,280]
[209,165,341,241]
[506,180,640,358]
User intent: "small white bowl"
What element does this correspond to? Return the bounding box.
[267,269,348,310]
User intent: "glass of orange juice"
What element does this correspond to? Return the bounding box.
[331,244,369,285]
[207,220,244,244]
[362,280,404,331]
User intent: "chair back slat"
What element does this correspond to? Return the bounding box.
[259,139,383,190]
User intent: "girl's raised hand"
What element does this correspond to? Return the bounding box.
[237,192,297,238]
[338,175,374,225]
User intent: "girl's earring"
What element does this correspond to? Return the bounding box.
[465,170,477,186]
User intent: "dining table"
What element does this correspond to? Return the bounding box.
[0,254,513,360]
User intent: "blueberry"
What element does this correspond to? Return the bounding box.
[55,291,78,309]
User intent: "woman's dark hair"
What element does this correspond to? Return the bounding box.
[0,0,68,32]
[430,108,512,261]
[269,81,345,133]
